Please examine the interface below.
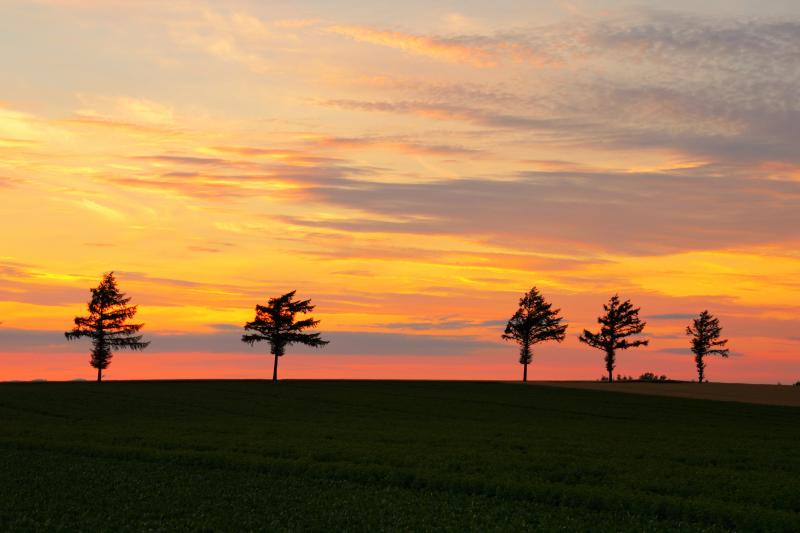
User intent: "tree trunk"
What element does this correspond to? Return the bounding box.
[608,369,613,383]
[272,353,279,382]
[522,362,528,383]
[97,367,102,383]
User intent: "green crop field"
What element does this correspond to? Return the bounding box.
[1,380,798,531]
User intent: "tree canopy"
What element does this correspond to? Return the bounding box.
[242,290,329,381]
[578,295,648,382]
[502,287,568,382]
[686,310,729,383]
[64,272,149,382]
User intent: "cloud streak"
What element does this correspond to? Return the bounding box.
[327,25,500,67]
[290,170,800,255]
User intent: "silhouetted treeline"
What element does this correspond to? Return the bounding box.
[504,289,734,383]
[49,273,744,384]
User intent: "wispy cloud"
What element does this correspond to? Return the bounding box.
[170,10,294,73]
[307,135,480,157]
[327,25,499,67]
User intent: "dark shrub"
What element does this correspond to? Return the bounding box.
[638,372,670,382]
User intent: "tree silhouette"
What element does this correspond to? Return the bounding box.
[242,291,329,382]
[502,287,568,382]
[578,295,648,382]
[686,310,729,383]
[65,272,149,382]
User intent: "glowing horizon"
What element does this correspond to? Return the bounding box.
[1,0,799,383]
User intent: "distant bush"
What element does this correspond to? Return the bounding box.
[597,372,671,382]
[599,374,669,383]
[638,372,669,382]
[795,381,800,387]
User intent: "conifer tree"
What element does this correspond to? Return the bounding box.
[242,291,329,382]
[579,295,648,382]
[686,310,729,383]
[502,287,568,382]
[65,272,149,382]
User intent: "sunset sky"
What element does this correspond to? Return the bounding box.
[1,0,799,382]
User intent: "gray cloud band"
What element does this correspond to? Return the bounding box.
[0,329,503,356]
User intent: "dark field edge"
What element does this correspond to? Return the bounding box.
[524,382,800,410]
[4,378,799,410]
[0,378,784,384]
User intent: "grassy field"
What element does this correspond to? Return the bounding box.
[1,381,798,531]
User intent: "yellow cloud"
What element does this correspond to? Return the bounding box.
[79,199,125,221]
[598,250,800,307]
